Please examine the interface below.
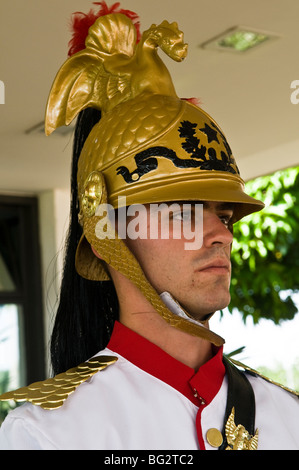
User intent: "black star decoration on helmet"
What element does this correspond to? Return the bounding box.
[199,123,219,143]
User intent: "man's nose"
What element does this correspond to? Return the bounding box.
[203,212,233,248]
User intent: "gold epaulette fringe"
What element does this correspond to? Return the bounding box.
[0,355,117,410]
[229,357,299,398]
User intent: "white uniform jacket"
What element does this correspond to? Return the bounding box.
[0,321,298,450]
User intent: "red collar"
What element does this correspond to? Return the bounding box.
[107,321,225,407]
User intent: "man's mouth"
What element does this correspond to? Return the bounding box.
[196,259,231,274]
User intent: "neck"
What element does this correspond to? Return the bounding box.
[112,271,213,370]
[120,310,213,371]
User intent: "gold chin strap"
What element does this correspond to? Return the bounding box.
[81,172,225,347]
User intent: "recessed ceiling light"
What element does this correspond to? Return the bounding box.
[200,26,278,52]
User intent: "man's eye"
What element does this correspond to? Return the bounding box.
[219,213,233,227]
[172,210,192,221]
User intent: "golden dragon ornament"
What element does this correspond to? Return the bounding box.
[45,14,188,135]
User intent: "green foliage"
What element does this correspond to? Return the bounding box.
[230,166,299,324]
[258,358,299,391]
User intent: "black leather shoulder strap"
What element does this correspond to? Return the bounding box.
[219,356,256,450]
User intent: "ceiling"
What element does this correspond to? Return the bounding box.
[1,0,298,195]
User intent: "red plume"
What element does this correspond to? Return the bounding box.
[68,1,141,56]
[182,97,201,107]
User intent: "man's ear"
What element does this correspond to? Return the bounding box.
[91,245,103,260]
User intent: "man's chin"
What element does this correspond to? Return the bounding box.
[184,298,231,322]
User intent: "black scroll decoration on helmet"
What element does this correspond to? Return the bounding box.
[116,120,240,183]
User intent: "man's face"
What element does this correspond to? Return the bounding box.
[122,201,234,321]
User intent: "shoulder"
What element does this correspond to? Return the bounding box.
[0,350,179,450]
[0,353,118,449]
[229,357,299,431]
[0,355,118,411]
[227,358,299,449]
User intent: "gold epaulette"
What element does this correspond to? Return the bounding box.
[0,355,117,410]
[229,357,299,398]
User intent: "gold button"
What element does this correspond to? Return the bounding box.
[206,428,223,448]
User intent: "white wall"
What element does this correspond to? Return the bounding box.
[38,189,70,373]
